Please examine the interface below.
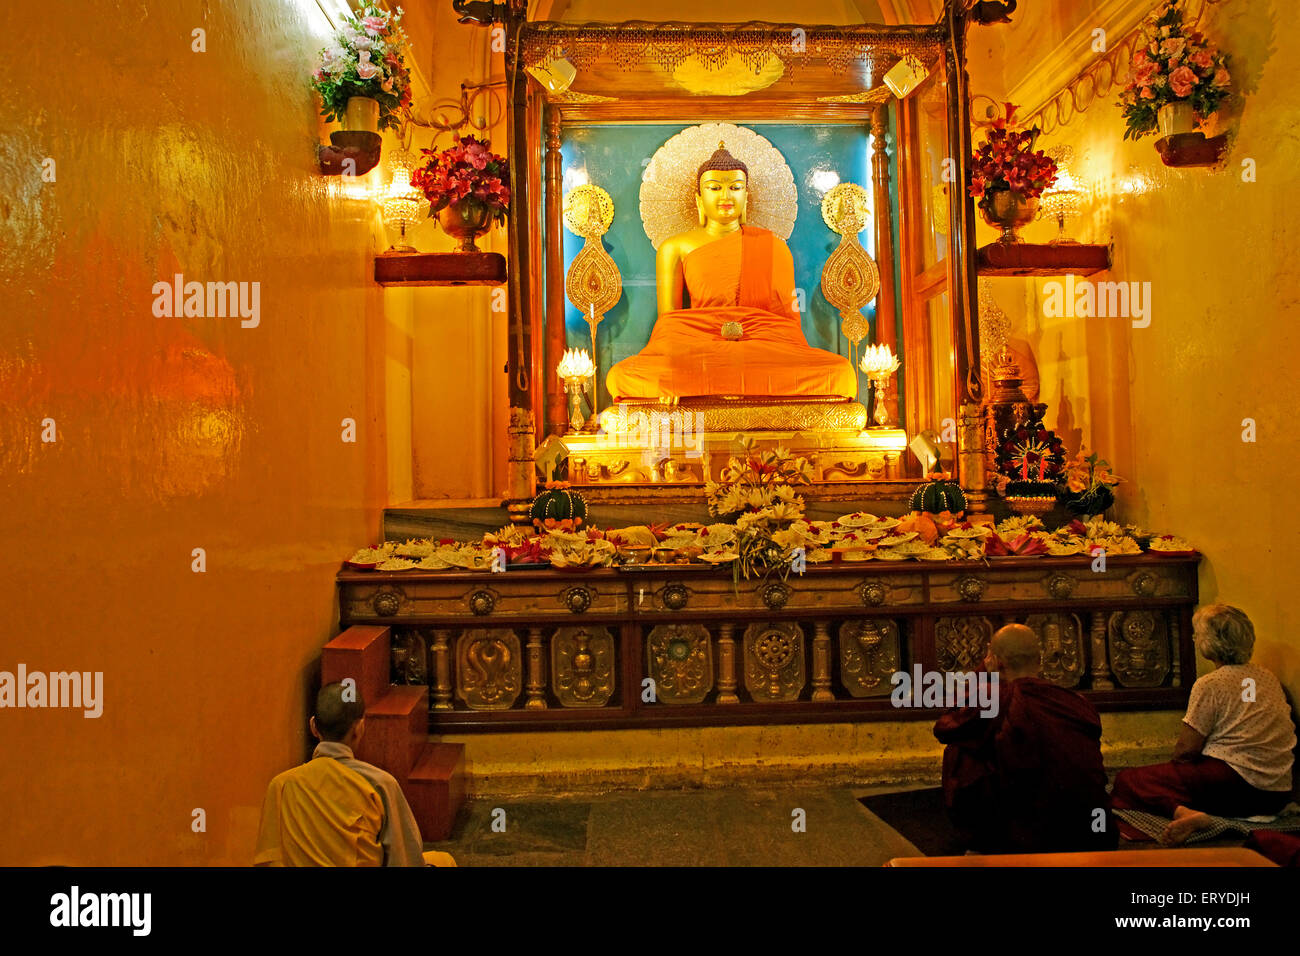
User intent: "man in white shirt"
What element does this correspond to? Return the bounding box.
[1111,604,1296,844]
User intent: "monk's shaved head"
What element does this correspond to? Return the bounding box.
[990,624,1041,676]
[314,682,366,742]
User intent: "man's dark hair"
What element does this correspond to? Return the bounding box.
[314,682,366,741]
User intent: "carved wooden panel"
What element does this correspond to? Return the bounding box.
[455,629,522,710]
[838,619,901,698]
[743,622,806,702]
[1023,613,1084,688]
[391,629,429,685]
[1107,610,1171,688]
[646,624,714,704]
[935,616,994,672]
[551,626,616,707]
[928,564,1194,605]
[339,575,628,620]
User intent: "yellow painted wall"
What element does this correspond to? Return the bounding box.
[399,5,510,503]
[978,1,1300,706]
[0,0,392,864]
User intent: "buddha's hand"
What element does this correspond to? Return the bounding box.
[721,321,743,341]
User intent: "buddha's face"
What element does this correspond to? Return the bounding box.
[696,170,748,227]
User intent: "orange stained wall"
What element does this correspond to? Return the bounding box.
[976,1,1300,706]
[0,0,391,864]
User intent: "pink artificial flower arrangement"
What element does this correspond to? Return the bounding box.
[310,3,412,132]
[1118,0,1231,140]
[411,135,511,225]
[968,103,1058,215]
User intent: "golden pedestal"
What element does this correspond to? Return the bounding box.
[564,399,907,489]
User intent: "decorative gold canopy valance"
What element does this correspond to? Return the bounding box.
[521,20,943,78]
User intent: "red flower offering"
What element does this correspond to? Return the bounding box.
[411,135,511,226]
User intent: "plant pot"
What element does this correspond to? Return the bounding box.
[980,190,1039,245]
[437,199,492,252]
[344,96,380,133]
[1157,101,1198,137]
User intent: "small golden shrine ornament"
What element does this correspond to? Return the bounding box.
[563,184,622,415]
[563,184,615,238]
[819,182,880,370]
[821,182,871,235]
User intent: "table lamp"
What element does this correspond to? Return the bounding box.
[1039,146,1085,245]
[859,343,901,428]
[381,148,428,253]
[557,348,595,433]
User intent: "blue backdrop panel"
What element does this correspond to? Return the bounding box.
[559,123,879,408]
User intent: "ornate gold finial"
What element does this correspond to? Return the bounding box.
[564,183,622,418]
[819,181,880,382]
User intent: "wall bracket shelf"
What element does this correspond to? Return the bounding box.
[1154,132,1229,169]
[977,242,1111,277]
[375,251,508,287]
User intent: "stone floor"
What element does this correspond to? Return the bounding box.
[425,782,1252,866]
[425,784,937,867]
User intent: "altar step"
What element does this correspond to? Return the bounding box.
[322,625,467,842]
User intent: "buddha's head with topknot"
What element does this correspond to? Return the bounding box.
[695,142,749,228]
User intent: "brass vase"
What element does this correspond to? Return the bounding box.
[437,200,492,252]
[981,190,1038,245]
[343,96,380,133]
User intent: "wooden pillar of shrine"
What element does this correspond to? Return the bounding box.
[870,104,900,427]
[544,106,567,438]
[944,3,989,512]
[504,2,538,521]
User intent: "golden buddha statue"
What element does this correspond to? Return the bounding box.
[605,144,859,403]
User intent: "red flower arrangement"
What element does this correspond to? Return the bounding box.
[411,135,510,225]
[969,104,1058,216]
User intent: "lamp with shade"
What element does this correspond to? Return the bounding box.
[1038,146,1085,245]
[380,147,429,253]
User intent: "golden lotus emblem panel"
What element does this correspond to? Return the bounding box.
[455,629,522,710]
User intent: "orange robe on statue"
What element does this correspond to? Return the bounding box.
[605,226,858,401]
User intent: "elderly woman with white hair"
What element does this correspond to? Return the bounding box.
[1111,604,1296,844]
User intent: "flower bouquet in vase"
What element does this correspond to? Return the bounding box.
[310,3,412,133]
[1118,0,1231,141]
[704,438,814,583]
[1060,448,1122,517]
[412,135,511,252]
[969,104,1058,244]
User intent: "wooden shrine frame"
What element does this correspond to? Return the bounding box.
[489,1,987,520]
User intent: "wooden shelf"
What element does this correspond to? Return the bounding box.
[977,242,1111,277]
[1154,131,1229,168]
[374,251,507,287]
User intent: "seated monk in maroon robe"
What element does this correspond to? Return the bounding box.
[934,624,1117,855]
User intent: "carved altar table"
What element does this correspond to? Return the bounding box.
[338,552,1199,733]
